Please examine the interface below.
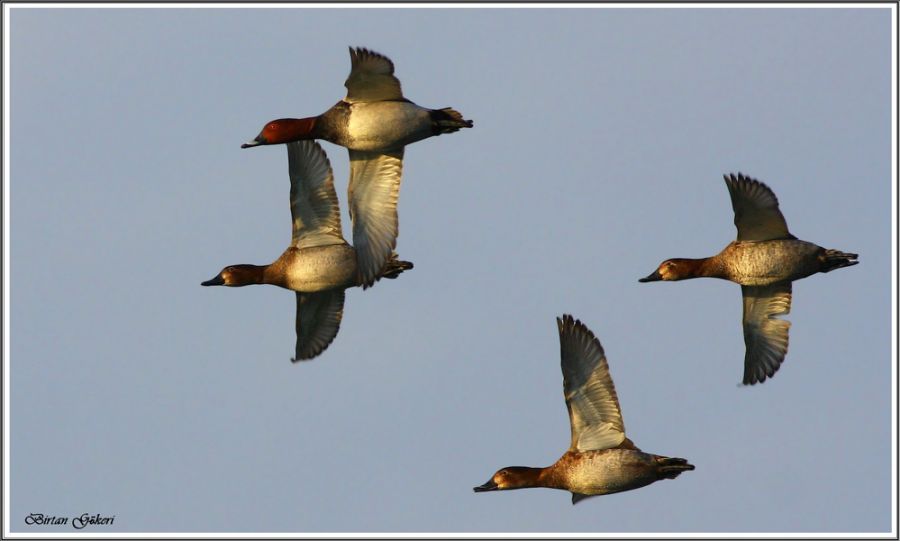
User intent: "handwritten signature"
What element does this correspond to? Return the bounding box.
[25,513,115,529]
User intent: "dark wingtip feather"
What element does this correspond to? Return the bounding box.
[558,314,599,343]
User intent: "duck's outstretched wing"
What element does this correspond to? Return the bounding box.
[344,47,404,103]
[724,173,795,242]
[347,149,404,289]
[292,290,346,362]
[557,314,626,452]
[741,283,792,385]
[286,141,347,249]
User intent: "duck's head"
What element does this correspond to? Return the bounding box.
[639,258,697,282]
[241,117,317,148]
[201,265,264,287]
[473,467,540,492]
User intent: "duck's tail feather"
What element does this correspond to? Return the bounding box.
[378,253,413,280]
[821,249,859,273]
[656,457,695,480]
[431,107,474,134]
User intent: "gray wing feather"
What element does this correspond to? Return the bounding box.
[724,173,794,242]
[344,47,404,103]
[557,315,626,452]
[286,141,346,249]
[741,283,792,385]
[348,149,404,289]
[292,290,346,362]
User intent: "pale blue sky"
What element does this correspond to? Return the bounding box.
[6,5,894,535]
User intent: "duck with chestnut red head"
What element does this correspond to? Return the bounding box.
[473,315,694,505]
[202,140,412,362]
[639,173,858,385]
[241,47,473,152]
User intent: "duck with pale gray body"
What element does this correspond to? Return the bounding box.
[241,47,473,152]
[474,315,694,504]
[639,173,858,385]
[202,141,412,362]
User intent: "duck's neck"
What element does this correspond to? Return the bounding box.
[233,264,269,286]
[536,452,585,490]
[508,467,553,489]
[679,257,727,280]
[695,256,727,279]
[534,466,569,490]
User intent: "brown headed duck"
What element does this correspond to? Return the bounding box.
[202,141,412,361]
[639,173,858,384]
[474,315,694,504]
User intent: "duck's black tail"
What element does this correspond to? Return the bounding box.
[379,254,414,280]
[821,249,859,273]
[656,457,695,480]
[431,107,474,134]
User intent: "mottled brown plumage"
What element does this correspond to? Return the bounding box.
[474,315,694,504]
[639,173,858,384]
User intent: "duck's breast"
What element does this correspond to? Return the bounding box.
[553,449,661,496]
[271,245,357,292]
[720,239,823,286]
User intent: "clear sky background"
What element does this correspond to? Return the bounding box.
[6,5,894,535]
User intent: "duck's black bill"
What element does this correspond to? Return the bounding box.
[473,480,499,492]
[241,135,265,149]
[638,270,662,283]
[201,275,225,286]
